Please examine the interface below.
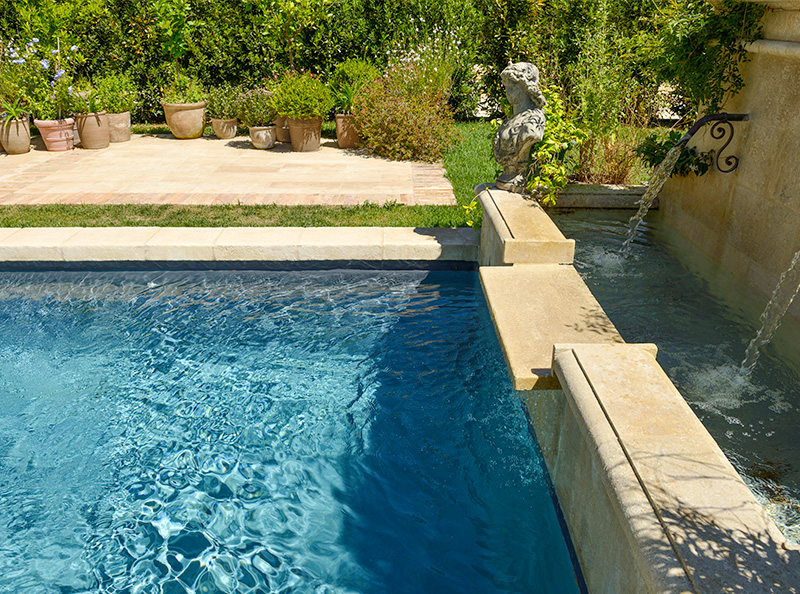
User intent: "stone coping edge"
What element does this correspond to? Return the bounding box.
[0,226,479,263]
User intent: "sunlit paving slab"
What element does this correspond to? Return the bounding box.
[0,134,456,206]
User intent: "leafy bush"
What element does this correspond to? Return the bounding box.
[70,84,104,114]
[207,83,241,119]
[270,72,333,120]
[237,87,275,127]
[635,129,712,177]
[526,86,587,204]
[162,72,204,104]
[354,55,460,162]
[330,59,379,114]
[96,73,137,114]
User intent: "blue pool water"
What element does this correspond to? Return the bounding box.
[0,270,581,594]
[553,210,800,544]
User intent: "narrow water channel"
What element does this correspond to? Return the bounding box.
[553,209,800,544]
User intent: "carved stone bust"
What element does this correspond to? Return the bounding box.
[492,62,546,193]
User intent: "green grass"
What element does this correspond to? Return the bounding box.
[1,121,495,228]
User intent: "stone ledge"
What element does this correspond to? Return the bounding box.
[479,263,624,389]
[0,226,480,262]
[552,343,800,594]
[554,183,649,209]
[476,187,575,266]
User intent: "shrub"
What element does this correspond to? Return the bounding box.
[237,87,276,127]
[207,83,241,119]
[354,57,460,162]
[162,72,204,104]
[635,129,712,177]
[270,71,333,120]
[96,73,137,114]
[70,84,104,114]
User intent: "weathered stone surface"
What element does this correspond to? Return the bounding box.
[476,188,574,265]
[493,63,546,193]
[479,263,623,389]
[555,183,649,209]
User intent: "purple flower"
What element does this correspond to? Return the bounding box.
[50,49,58,55]
[11,58,25,65]
[70,45,78,52]
[54,68,65,80]
[32,38,39,43]
[40,59,49,69]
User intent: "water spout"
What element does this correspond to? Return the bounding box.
[741,249,800,373]
[622,113,749,256]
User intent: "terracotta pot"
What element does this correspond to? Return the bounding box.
[211,117,238,139]
[1,115,31,154]
[161,100,206,139]
[75,112,110,150]
[248,125,276,149]
[34,117,75,151]
[108,111,132,143]
[274,115,291,143]
[335,114,359,149]
[288,117,322,152]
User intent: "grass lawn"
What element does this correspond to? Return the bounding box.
[0,121,496,228]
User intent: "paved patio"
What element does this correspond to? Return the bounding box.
[0,134,456,206]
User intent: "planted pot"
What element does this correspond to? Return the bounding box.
[288,116,322,152]
[274,115,291,143]
[211,117,238,139]
[1,115,32,155]
[34,117,75,151]
[161,100,206,139]
[75,112,110,150]
[335,114,359,149]
[108,111,132,143]
[248,125,276,149]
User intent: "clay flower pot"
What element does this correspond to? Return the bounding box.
[211,117,238,139]
[248,125,276,149]
[75,112,110,150]
[34,117,75,151]
[161,100,206,139]
[288,116,322,152]
[274,115,291,143]
[108,111,132,143]
[1,115,32,155]
[335,114,359,149]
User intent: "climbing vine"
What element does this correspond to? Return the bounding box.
[652,0,765,113]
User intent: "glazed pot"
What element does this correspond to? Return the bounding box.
[248,125,276,149]
[335,113,359,149]
[34,117,75,151]
[108,111,132,143]
[75,112,110,149]
[288,116,322,152]
[211,117,238,139]
[0,115,32,154]
[274,115,291,143]
[161,100,206,139]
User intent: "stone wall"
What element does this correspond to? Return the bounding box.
[660,1,800,319]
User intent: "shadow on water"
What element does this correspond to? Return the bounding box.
[333,272,582,594]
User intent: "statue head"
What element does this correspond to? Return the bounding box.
[500,62,546,110]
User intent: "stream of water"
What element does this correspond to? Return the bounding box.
[622,144,683,256]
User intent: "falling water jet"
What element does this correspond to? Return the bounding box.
[741,249,800,374]
[621,113,749,257]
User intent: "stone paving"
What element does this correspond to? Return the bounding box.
[0,134,456,206]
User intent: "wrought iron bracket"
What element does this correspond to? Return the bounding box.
[675,113,749,173]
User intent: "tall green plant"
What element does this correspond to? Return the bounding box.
[253,0,332,72]
[153,0,197,74]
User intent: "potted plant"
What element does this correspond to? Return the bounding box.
[0,39,45,154]
[238,88,277,149]
[207,83,241,139]
[330,59,378,149]
[71,85,110,150]
[0,100,31,155]
[96,73,137,143]
[161,72,206,139]
[33,75,75,151]
[270,71,333,152]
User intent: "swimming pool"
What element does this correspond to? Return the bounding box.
[553,210,800,544]
[0,270,581,594]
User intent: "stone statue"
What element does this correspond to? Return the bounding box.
[492,62,546,193]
